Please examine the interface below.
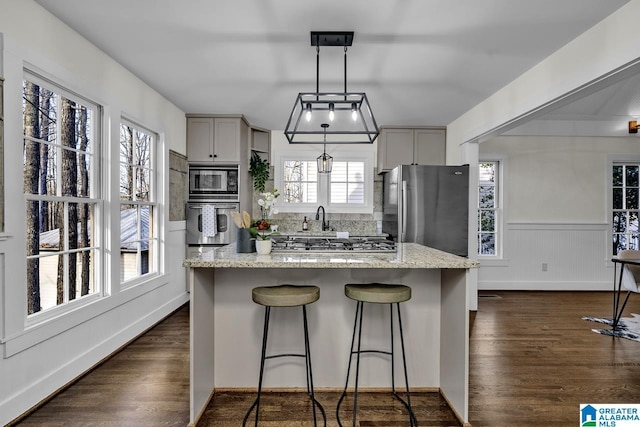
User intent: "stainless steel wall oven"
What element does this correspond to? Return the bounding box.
[187,164,240,246]
[186,202,238,246]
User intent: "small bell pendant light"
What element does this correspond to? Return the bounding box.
[317,123,333,173]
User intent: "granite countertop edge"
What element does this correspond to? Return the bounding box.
[183,243,480,270]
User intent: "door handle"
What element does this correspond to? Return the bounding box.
[401,180,407,242]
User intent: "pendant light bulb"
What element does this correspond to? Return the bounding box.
[351,102,358,121]
[305,103,312,122]
[329,103,335,121]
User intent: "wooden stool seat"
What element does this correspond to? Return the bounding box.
[345,283,411,304]
[252,284,320,307]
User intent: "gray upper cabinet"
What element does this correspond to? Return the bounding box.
[377,127,445,172]
[251,128,270,154]
[187,116,242,163]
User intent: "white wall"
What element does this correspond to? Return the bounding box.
[478,135,640,290]
[0,1,188,424]
[447,0,640,151]
[443,0,640,300]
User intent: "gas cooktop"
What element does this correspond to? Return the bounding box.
[270,236,397,253]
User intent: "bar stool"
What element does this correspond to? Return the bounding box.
[336,283,418,427]
[243,284,326,426]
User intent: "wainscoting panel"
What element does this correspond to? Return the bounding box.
[478,223,613,291]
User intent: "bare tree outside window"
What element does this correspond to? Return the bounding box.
[119,121,156,283]
[24,81,41,314]
[283,160,317,203]
[23,75,98,315]
[612,163,640,255]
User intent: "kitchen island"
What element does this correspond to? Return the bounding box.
[183,243,479,426]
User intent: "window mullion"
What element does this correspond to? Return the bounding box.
[320,174,329,206]
[63,201,69,304]
[137,205,142,277]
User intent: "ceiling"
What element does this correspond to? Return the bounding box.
[34,0,632,134]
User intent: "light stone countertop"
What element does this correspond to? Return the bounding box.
[183,243,479,269]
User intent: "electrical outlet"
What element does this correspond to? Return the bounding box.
[542,263,548,272]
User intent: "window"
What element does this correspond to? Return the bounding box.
[330,161,365,204]
[23,73,100,315]
[119,120,157,284]
[275,151,373,213]
[283,160,318,203]
[612,163,639,255]
[478,162,499,256]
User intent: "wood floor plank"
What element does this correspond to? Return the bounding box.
[11,291,640,426]
[469,290,640,427]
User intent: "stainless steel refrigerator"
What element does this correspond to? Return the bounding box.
[382,164,469,256]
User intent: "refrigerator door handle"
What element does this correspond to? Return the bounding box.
[401,180,407,242]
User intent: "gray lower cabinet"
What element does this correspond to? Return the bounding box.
[377,127,445,172]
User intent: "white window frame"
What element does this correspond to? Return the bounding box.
[608,155,640,256]
[274,150,374,214]
[119,118,159,288]
[477,155,506,260]
[23,70,104,325]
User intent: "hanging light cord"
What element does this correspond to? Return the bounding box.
[316,45,320,98]
[344,45,348,96]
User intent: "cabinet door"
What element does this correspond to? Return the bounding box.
[187,117,214,161]
[414,128,446,165]
[378,128,414,172]
[213,118,241,162]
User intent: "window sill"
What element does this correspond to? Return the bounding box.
[1,273,169,358]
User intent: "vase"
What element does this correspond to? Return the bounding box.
[236,228,255,253]
[255,239,272,255]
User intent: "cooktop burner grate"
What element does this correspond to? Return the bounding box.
[270,236,396,253]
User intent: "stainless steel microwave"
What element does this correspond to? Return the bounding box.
[188,165,239,201]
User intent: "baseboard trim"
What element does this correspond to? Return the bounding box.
[439,387,471,427]
[189,387,215,427]
[478,281,611,291]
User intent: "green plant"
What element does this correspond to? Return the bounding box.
[249,151,270,193]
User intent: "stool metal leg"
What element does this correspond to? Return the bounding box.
[390,303,396,392]
[336,300,362,427]
[244,304,326,426]
[352,301,365,426]
[395,302,418,426]
[338,300,418,427]
[243,306,271,427]
[302,304,327,426]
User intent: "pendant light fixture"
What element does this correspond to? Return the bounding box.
[284,31,379,144]
[317,123,333,173]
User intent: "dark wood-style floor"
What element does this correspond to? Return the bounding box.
[11,291,640,426]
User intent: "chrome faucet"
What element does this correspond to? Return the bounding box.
[315,205,329,231]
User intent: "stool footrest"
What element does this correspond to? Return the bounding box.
[265,353,306,360]
[350,349,392,356]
